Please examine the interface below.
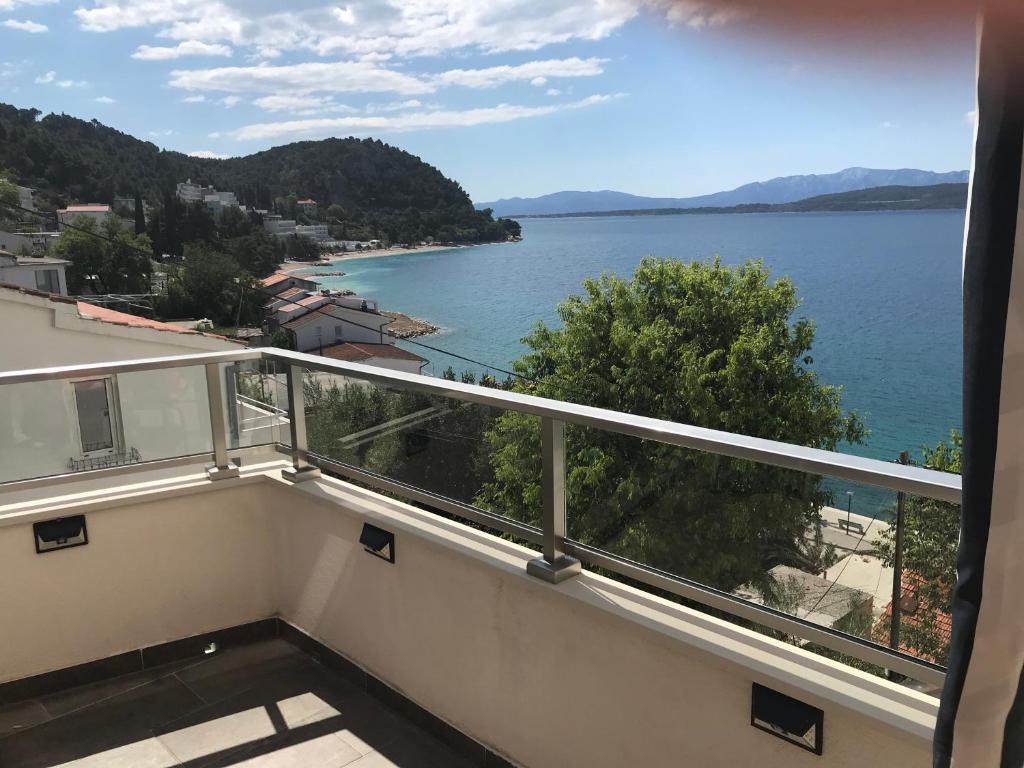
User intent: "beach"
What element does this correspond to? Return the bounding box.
[280,242,478,274]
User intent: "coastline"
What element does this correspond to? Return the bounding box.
[280,242,489,274]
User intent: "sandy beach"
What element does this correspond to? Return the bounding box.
[280,242,478,274]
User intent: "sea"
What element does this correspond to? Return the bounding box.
[307,210,964,511]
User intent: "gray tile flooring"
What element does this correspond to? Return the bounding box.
[0,639,475,768]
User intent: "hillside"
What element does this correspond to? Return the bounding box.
[522,183,968,219]
[0,103,516,244]
[477,167,970,217]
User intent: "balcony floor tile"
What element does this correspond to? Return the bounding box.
[0,639,479,768]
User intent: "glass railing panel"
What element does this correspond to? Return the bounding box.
[301,371,538,521]
[557,427,952,675]
[874,488,959,677]
[117,365,213,462]
[0,365,215,483]
[227,360,288,449]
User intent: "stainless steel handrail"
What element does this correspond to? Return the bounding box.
[0,347,962,501]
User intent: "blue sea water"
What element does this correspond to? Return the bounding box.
[307,210,964,475]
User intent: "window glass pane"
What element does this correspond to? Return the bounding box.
[73,379,113,452]
[35,269,59,293]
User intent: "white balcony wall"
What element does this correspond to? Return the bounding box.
[0,465,937,767]
[0,479,276,682]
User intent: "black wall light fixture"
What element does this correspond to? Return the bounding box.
[359,523,395,563]
[751,683,823,755]
[34,515,88,554]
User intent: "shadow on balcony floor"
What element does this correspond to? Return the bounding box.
[0,638,475,768]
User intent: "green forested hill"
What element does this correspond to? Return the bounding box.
[0,103,516,243]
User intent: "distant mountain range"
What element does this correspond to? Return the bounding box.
[476,167,970,217]
[523,183,968,219]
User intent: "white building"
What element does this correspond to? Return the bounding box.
[280,303,394,352]
[17,185,34,212]
[295,224,329,242]
[175,179,204,203]
[57,204,113,229]
[0,249,69,294]
[263,214,297,237]
[296,198,318,216]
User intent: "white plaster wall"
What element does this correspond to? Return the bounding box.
[0,481,276,681]
[268,481,933,768]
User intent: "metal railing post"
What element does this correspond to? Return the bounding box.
[282,364,321,483]
[889,488,907,653]
[205,363,239,480]
[527,417,581,583]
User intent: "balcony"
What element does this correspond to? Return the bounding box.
[0,349,958,767]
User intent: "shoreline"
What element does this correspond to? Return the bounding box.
[281,242,492,274]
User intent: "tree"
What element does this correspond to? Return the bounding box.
[876,432,961,663]
[477,258,865,592]
[155,243,262,326]
[0,174,18,207]
[54,216,151,294]
[133,191,146,235]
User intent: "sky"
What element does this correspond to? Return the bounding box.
[0,1,978,203]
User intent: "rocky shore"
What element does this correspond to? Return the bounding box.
[382,311,440,339]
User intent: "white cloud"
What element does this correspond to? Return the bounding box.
[148,129,174,136]
[188,149,230,158]
[35,70,87,88]
[182,94,206,102]
[365,98,423,113]
[231,93,618,141]
[546,88,561,96]
[221,95,240,107]
[964,109,977,127]
[73,0,641,59]
[880,120,895,129]
[252,93,351,113]
[168,56,605,98]
[95,95,116,103]
[2,19,48,33]
[0,0,57,10]
[169,59,433,96]
[530,77,547,87]
[132,40,232,60]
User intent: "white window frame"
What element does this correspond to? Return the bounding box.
[68,375,123,458]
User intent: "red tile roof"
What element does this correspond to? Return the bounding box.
[76,302,237,340]
[319,342,424,363]
[871,570,952,664]
[59,204,111,213]
[271,286,305,301]
[280,305,351,329]
[0,283,240,343]
[296,295,326,306]
[261,273,292,287]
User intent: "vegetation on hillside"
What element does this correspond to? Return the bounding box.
[0,103,520,245]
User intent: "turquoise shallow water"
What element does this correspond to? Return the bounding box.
[307,210,964,477]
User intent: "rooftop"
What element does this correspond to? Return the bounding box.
[57,204,111,213]
[319,341,426,363]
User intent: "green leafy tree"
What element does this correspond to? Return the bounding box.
[876,432,961,663]
[477,258,865,592]
[54,216,151,294]
[156,243,261,326]
[0,174,18,207]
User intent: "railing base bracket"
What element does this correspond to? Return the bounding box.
[282,466,322,483]
[206,462,240,481]
[527,556,581,584]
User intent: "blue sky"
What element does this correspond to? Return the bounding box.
[0,1,977,202]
